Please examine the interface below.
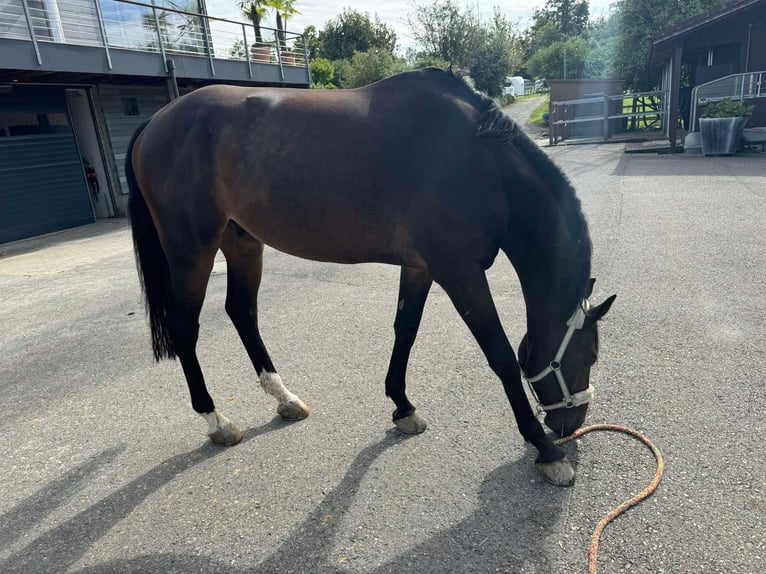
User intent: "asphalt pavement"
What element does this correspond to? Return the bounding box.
[0,120,764,573]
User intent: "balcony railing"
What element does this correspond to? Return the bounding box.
[0,0,308,79]
[689,71,764,132]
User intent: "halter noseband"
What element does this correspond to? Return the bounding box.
[521,299,593,412]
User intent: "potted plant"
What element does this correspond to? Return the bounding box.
[238,1,271,62]
[699,98,754,155]
[267,0,300,65]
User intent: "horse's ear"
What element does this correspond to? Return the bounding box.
[585,278,596,298]
[587,294,616,322]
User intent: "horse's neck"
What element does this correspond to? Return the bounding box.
[504,208,587,327]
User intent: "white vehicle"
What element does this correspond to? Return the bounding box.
[502,76,526,97]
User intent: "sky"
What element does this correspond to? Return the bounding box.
[205,0,617,51]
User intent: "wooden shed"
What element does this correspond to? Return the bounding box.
[650,0,766,150]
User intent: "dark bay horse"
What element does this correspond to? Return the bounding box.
[127,68,615,485]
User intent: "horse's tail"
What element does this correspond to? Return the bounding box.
[126,119,176,361]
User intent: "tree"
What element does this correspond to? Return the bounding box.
[583,14,619,80]
[310,57,335,87]
[612,0,725,90]
[341,49,405,88]
[525,0,589,65]
[527,36,589,79]
[237,0,268,44]
[302,24,321,58]
[317,9,397,61]
[407,0,481,68]
[469,10,523,97]
[266,0,300,50]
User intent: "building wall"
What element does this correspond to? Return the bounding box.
[747,20,766,71]
[97,84,169,213]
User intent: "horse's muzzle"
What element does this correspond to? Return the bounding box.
[544,403,589,437]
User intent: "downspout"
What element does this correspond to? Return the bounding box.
[744,23,752,73]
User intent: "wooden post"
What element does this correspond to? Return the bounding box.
[668,43,683,153]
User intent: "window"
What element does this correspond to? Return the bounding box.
[122,97,139,116]
[0,111,70,136]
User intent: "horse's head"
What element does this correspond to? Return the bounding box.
[518,284,616,437]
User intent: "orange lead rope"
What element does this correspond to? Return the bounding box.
[554,424,665,574]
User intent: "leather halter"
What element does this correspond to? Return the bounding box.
[521,299,594,412]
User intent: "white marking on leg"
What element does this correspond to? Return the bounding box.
[200,410,243,445]
[259,371,299,406]
[260,371,310,420]
[200,410,232,434]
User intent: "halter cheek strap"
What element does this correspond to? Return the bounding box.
[522,300,593,412]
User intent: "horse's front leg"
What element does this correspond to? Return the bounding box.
[385,266,433,434]
[431,262,574,486]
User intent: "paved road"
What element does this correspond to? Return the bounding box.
[1,136,764,573]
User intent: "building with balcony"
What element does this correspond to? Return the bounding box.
[0,0,310,244]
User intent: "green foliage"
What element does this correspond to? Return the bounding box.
[310,57,334,85]
[342,48,405,88]
[237,1,268,42]
[583,14,619,79]
[302,24,320,58]
[228,38,247,59]
[527,36,589,80]
[612,0,725,91]
[530,96,550,126]
[701,98,754,119]
[266,0,300,48]
[470,11,520,97]
[407,0,481,68]
[317,9,397,61]
[532,0,589,39]
[330,59,351,88]
[403,51,451,71]
[497,94,515,107]
[525,0,589,59]
[408,3,522,97]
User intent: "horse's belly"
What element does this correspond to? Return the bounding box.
[232,210,416,266]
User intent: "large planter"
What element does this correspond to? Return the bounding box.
[250,45,271,63]
[280,50,296,66]
[699,117,747,155]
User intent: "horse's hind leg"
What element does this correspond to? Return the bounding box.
[165,244,244,446]
[220,223,310,421]
[386,266,432,434]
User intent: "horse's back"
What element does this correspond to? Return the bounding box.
[131,70,508,266]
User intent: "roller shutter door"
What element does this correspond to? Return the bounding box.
[0,88,94,244]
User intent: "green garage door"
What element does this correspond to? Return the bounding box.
[0,87,94,244]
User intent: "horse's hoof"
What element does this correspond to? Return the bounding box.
[208,422,243,446]
[278,398,310,421]
[394,411,427,434]
[535,457,575,486]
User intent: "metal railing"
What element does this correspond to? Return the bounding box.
[0,0,308,77]
[689,71,764,132]
[549,91,668,145]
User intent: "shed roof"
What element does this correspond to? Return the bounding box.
[652,0,763,50]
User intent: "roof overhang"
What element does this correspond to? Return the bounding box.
[650,0,764,66]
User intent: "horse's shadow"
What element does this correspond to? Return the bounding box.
[0,419,283,573]
[1,426,571,573]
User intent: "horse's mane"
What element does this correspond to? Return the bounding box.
[428,68,593,310]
